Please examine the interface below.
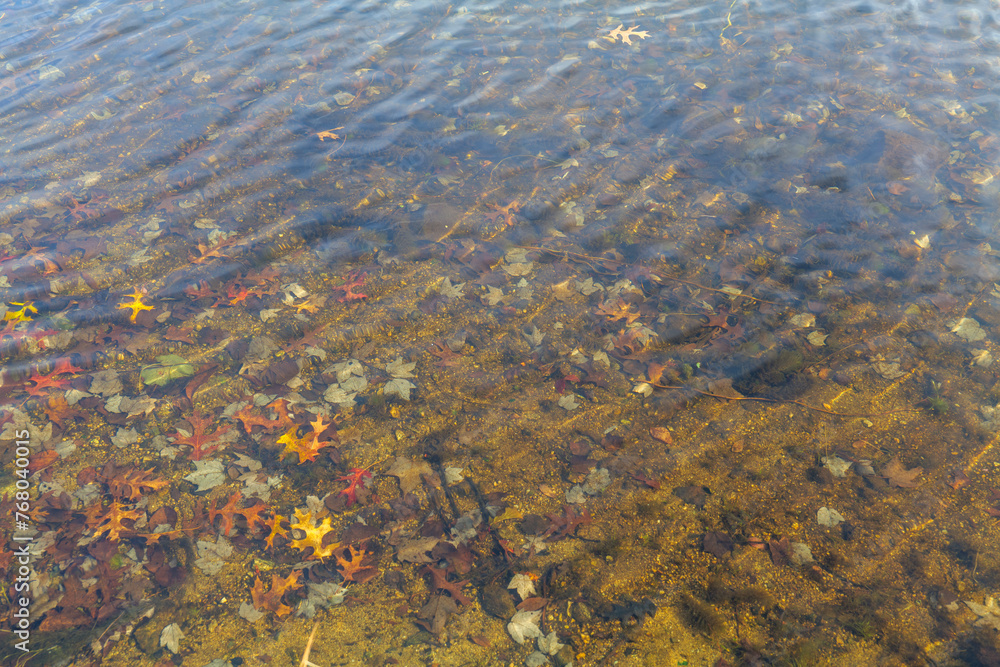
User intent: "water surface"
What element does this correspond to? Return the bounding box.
[2,0,1000,664]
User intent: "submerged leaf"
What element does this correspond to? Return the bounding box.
[883,456,923,488]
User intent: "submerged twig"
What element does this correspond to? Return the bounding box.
[299,622,320,667]
[649,382,918,418]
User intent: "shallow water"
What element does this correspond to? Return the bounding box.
[2,0,1000,664]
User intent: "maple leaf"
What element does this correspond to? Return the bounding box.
[209,491,244,536]
[336,467,373,506]
[288,508,339,560]
[117,290,154,323]
[428,340,461,367]
[21,246,62,273]
[334,544,378,583]
[235,399,295,434]
[52,357,84,376]
[291,294,327,314]
[251,570,302,618]
[227,283,264,305]
[44,394,82,428]
[607,24,650,45]
[883,456,923,488]
[173,411,231,461]
[543,505,592,541]
[184,281,225,305]
[484,200,520,228]
[421,565,473,606]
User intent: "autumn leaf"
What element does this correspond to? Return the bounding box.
[883,456,923,488]
[288,508,339,560]
[334,544,378,583]
[86,501,143,541]
[606,24,650,45]
[251,570,302,618]
[316,127,343,141]
[264,514,289,549]
[173,411,231,461]
[106,466,168,502]
[336,467,373,506]
[117,290,154,323]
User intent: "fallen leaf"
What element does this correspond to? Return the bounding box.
[159,623,184,654]
[387,456,435,495]
[508,573,536,600]
[883,456,923,488]
[507,610,543,644]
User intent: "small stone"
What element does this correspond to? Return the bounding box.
[480,582,516,619]
[649,427,673,445]
[571,601,593,624]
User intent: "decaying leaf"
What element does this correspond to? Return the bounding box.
[883,456,923,488]
[418,594,459,634]
[507,609,543,644]
[183,460,226,492]
[508,573,537,600]
[159,623,184,654]
[387,456,434,494]
[140,354,196,387]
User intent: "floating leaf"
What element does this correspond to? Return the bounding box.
[140,354,196,387]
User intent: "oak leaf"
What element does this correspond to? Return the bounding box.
[334,544,378,583]
[173,411,230,461]
[86,501,143,541]
[607,24,650,45]
[251,570,302,618]
[288,508,339,560]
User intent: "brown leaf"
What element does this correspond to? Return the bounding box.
[387,456,436,495]
[416,594,459,634]
[516,597,549,611]
[883,456,923,488]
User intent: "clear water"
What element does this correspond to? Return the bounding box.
[2,0,1000,664]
